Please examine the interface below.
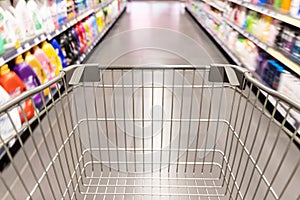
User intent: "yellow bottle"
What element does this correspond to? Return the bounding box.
[24,51,50,96]
[41,41,62,76]
[96,10,105,33]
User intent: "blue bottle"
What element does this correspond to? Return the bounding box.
[50,39,67,68]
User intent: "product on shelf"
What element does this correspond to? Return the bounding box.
[14,55,43,108]
[41,41,63,76]
[26,49,50,96]
[56,0,68,26]
[290,0,300,18]
[67,0,76,20]
[27,0,43,35]
[38,0,56,33]
[0,34,4,55]
[261,60,285,89]
[75,23,88,53]
[50,39,68,68]
[0,64,35,122]
[96,10,105,33]
[67,29,81,56]
[60,33,79,65]
[82,20,92,46]
[70,27,81,53]
[14,0,36,38]
[0,85,21,143]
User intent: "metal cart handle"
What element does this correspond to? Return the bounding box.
[66,64,246,87]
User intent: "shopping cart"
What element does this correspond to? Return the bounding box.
[0,64,299,200]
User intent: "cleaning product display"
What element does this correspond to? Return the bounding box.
[41,40,63,76]
[187,0,300,111]
[0,64,34,123]
[13,55,43,108]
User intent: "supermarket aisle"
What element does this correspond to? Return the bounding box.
[86,1,229,65]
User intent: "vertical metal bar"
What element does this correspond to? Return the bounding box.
[160,69,165,173]
[56,82,80,199]
[41,86,71,199]
[36,89,66,197]
[15,95,57,199]
[0,116,32,199]
[262,123,300,199]
[82,82,94,171]
[131,69,136,172]
[176,69,185,173]
[121,69,128,172]
[168,70,176,173]
[92,81,103,171]
[184,69,195,173]
[152,70,154,173]
[102,70,111,171]
[243,100,280,199]
[52,83,78,199]
[223,77,247,196]
[111,70,120,171]
[278,159,300,199]
[233,89,268,199]
[220,85,237,183]
[0,171,17,200]
[202,81,214,173]
[229,83,258,200]
[18,102,46,199]
[63,77,85,190]
[142,69,145,173]
[210,80,225,173]
[193,69,206,173]
[71,85,86,179]
[252,107,291,200]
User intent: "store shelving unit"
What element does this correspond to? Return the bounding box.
[0,0,115,67]
[186,0,300,138]
[0,2,127,162]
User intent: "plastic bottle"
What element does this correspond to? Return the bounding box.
[0,34,4,55]
[82,21,92,46]
[25,50,50,96]
[96,10,105,33]
[0,64,34,122]
[67,0,76,20]
[75,23,87,53]
[291,33,300,61]
[41,41,63,76]
[0,85,21,142]
[280,0,292,13]
[267,19,279,46]
[27,0,43,34]
[60,33,79,65]
[274,0,282,11]
[290,0,300,18]
[14,0,36,38]
[4,8,25,46]
[14,55,43,108]
[50,39,68,68]
[37,1,55,33]
[67,30,80,58]
[70,27,81,52]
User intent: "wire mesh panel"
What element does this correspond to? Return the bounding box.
[0,65,299,200]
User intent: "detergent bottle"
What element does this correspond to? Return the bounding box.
[14,55,43,108]
[27,0,43,34]
[0,64,34,122]
[274,0,283,11]
[82,21,92,46]
[60,33,78,65]
[0,85,21,143]
[41,41,63,76]
[280,0,292,13]
[70,27,81,53]
[290,0,300,18]
[96,10,105,33]
[75,23,87,53]
[50,39,67,68]
[25,50,50,96]
[14,0,35,38]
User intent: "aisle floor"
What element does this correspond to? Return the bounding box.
[86,1,229,66]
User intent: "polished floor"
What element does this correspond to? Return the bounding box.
[86,1,229,66]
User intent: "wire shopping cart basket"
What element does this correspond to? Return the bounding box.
[0,64,299,200]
